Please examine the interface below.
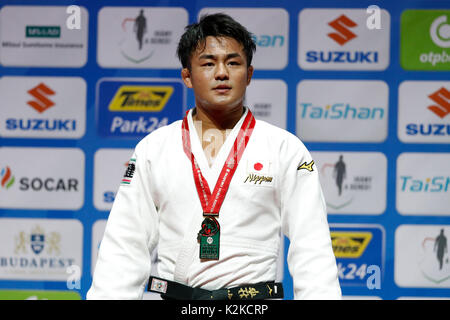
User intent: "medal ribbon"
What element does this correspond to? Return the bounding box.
[181,108,255,216]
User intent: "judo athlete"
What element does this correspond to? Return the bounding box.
[88,13,341,300]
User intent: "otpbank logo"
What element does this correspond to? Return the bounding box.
[398,81,450,143]
[401,10,450,71]
[298,9,390,70]
[397,153,450,216]
[330,224,384,287]
[0,77,86,139]
[96,78,185,138]
[296,80,388,142]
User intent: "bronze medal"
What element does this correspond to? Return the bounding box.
[197,217,220,260]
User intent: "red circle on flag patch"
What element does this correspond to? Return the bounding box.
[254,162,263,171]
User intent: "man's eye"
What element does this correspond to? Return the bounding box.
[202,62,214,67]
[228,61,240,66]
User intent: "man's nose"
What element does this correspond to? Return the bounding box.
[215,62,229,80]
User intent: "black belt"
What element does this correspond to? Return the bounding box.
[148,276,284,300]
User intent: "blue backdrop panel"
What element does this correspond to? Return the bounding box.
[0,0,449,300]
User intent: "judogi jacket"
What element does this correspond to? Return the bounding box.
[87,107,341,300]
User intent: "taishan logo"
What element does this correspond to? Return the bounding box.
[27,83,55,113]
[251,34,285,48]
[399,175,450,193]
[328,15,358,46]
[108,86,173,112]
[299,103,385,120]
[1,167,15,189]
[331,231,372,258]
[428,87,450,119]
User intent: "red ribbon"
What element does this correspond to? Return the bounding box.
[181,108,256,216]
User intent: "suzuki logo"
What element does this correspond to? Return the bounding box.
[428,87,450,119]
[27,83,56,113]
[328,15,358,46]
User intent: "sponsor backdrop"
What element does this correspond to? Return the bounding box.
[0,0,449,300]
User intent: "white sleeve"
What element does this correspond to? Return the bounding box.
[280,139,341,300]
[87,140,159,300]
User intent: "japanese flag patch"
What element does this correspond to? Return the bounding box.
[244,159,274,187]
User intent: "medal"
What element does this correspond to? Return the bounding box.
[197,217,220,260]
[182,108,255,260]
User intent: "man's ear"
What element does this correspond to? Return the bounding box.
[246,65,254,86]
[181,68,193,88]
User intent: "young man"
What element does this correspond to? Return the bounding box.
[87,13,341,300]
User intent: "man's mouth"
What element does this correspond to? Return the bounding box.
[213,85,231,93]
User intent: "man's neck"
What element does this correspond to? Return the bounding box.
[192,105,245,167]
[193,105,244,131]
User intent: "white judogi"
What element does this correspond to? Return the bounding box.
[87,107,341,300]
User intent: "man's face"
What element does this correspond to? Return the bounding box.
[181,36,254,113]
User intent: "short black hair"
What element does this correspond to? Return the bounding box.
[177,13,256,69]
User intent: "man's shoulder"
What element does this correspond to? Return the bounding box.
[254,119,304,145]
[254,119,310,160]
